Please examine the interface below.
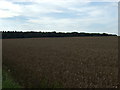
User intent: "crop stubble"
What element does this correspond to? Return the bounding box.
[3,37,118,88]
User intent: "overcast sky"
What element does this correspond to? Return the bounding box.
[0,0,118,34]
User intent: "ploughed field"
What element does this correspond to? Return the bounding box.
[3,37,118,88]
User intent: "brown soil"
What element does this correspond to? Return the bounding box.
[3,37,118,88]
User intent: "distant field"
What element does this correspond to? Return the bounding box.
[3,37,118,88]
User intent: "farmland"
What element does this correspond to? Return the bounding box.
[2,36,118,88]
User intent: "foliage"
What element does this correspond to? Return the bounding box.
[2,31,117,39]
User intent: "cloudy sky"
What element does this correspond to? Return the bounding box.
[0,0,118,34]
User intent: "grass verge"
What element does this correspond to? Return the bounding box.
[2,67,21,88]
[2,66,62,88]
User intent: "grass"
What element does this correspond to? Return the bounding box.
[2,67,21,88]
[2,66,62,88]
[39,78,62,88]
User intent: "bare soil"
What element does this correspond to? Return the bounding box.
[3,37,118,88]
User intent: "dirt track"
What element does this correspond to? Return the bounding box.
[3,37,118,88]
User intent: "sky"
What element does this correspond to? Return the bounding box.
[0,0,118,34]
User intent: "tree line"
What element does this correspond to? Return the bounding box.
[2,31,117,39]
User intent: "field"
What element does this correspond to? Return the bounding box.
[3,37,118,88]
